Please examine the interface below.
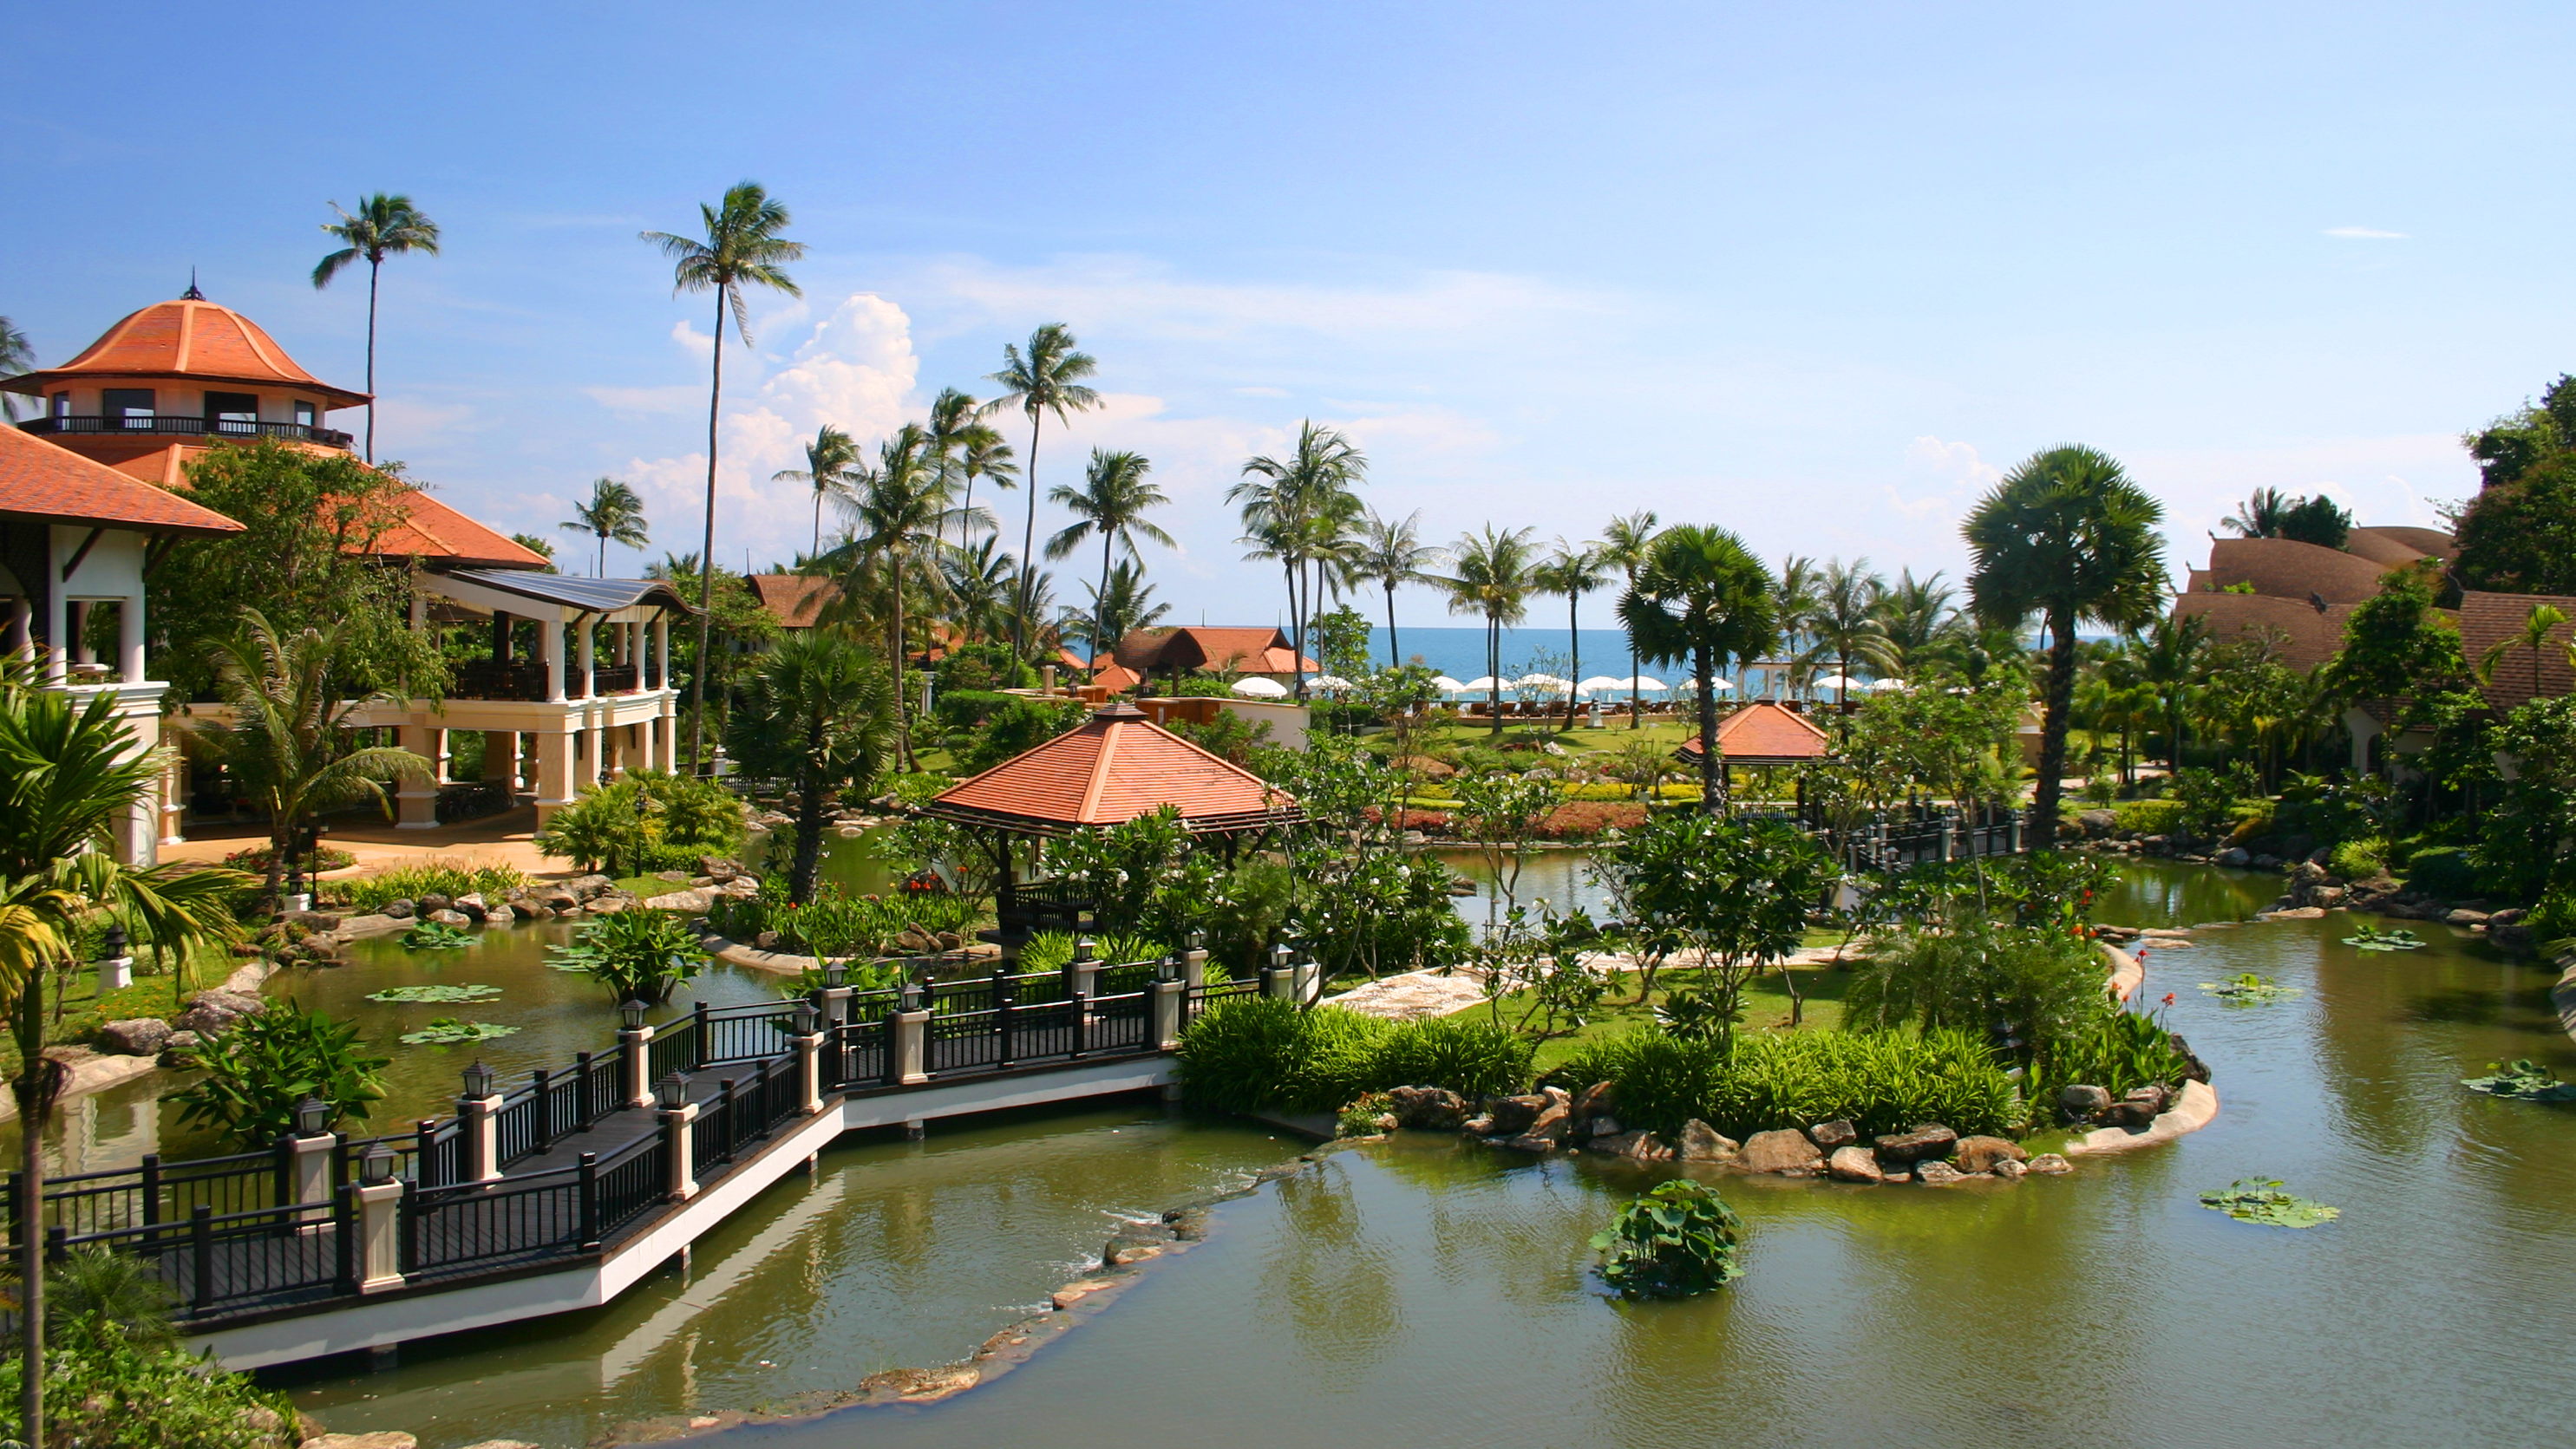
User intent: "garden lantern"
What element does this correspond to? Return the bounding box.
[294,1096,329,1137]
[823,961,847,989]
[619,999,648,1032]
[461,1061,496,1100]
[899,979,924,1012]
[793,1000,820,1037]
[359,1141,396,1185]
[655,1072,690,1111]
[1271,943,1294,973]
[1074,937,1095,963]
[99,924,127,961]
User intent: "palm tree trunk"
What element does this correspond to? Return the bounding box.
[1096,532,1113,669]
[363,257,380,464]
[16,978,48,1449]
[1562,592,1579,733]
[1383,582,1399,669]
[1695,643,1722,814]
[1290,556,1309,702]
[688,290,726,774]
[1626,569,1642,730]
[891,551,912,771]
[813,490,823,563]
[791,747,826,904]
[1487,614,1502,738]
[1012,414,1043,662]
[2034,607,2079,848]
[598,529,607,579]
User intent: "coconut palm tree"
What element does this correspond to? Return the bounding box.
[925,388,1012,559]
[1598,511,1660,728]
[1618,526,1778,813]
[1080,558,1172,662]
[982,325,1101,662]
[1437,525,1538,736]
[0,661,245,1442]
[1232,422,1367,697]
[0,317,31,421]
[2480,601,2571,703]
[1798,558,1898,708]
[641,182,805,770]
[1046,449,1173,667]
[773,426,863,561]
[196,610,431,899]
[725,629,893,903]
[559,477,650,578]
[832,425,983,768]
[2133,611,2207,773]
[1355,509,1441,668]
[311,194,441,463]
[942,537,1019,647]
[1964,445,2168,845]
[1872,567,1957,669]
[1533,539,1608,731]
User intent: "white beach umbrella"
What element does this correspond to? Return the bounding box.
[1429,676,1468,694]
[1309,675,1356,692]
[1625,676,1672,692]
[1230,676,1290,698]
[1867,676,1909,693]
[1575,676,1631,695]
[1512,674,1572,695]
[1811,674,1864,692]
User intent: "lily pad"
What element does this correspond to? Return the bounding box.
[2462,1060,2576,1102]
[2200,972,2298,1006]
[399,1018,521,1046]
[400,922,477,950]
[2341,927,2425,953]
[2198,1178,2339,1228]
[367,983,504,1004]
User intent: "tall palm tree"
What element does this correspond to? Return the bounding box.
[1799,558,1898,708]
[1597,510,1660,728]
[1232,421,1367,698]
[1045,448,1174,667]
[1618,526,1778,813]
[2479,601,2571,703]
[831,425,981,768]
[773,425,863,561]
[1771,555,1822,697]
[311,193,441,463]
[1872,567,1957,669]
[942,536,1019,646]
[2222,486,2293,538]
[925,388,1014,556]
[559,477,650,577]
[1081,559,1172,662]
[1964,445,2168,845]
[1533,539,1608,731]
[0,317,31,421]
[642,181,805,771]
[725,629,892,903]
[982,325,1101,662]
[2135,611,2207,773]
[197,610,431,899]
[1437,525,1538,736]
[1355,509,1441,667]
[0,661,243,1445]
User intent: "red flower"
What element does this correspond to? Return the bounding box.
[2161,992,2176,1007]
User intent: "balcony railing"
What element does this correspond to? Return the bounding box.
[450,660,657,702]
[21,415,354,450]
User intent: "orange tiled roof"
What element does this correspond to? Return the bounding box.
[1675,701,1834,765]
[2457,590,2576,710]
[748,573,838,628]
[0,427,243,537]
[921,702,1299,834]
[1091,662,1144,694]
[3,297,368,408]
[2174,591,2357,673]
[368,486,550,568]
[1110,625,1318,676]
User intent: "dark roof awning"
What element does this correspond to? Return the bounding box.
[446,567,694,615]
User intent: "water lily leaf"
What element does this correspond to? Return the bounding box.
[2199,973,2298,1006]
[399,1018,521,1046]
[366,984,504,1004]
[2198,1178,2338,1228]
[2340,928,2424,952]
[2462,1060,2576,1102]
[400,922,477,950]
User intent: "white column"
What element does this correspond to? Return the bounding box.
[535,728,576,824]
[396,723,445,829]
[42,569,66,685]
[542,615,566,702]
[118,591,144,683]
[578,616,596,699]
[69,601,95,665]
[653,615,670,689]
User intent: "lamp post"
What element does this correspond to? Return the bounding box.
[95,924,133,993]
[618,1000,654,1108]
[657,1071,700,1201]
[285,1093,337,1221]
[791,999,826,1113]
[458,1061,503,1182]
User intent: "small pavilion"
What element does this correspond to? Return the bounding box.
[916,702,1303,945]
[1674,700,1835,771]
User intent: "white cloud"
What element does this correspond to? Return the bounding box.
[1232,385,1289,398]
[670,318,711,358]
[583,384,703,415]
[1882,435,2002,521]
[2324,226,2409,240]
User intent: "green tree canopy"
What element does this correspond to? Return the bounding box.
[2455,451,2576,595]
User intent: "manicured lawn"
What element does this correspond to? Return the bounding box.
[1455,949,1863,1077]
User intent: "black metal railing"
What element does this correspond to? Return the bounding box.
[20,414,354,449]
[452,659,553,702]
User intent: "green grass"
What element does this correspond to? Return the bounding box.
[1465,956,1857,1077]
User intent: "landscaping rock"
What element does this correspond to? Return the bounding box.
[1461,1114,1494,1136]
[278,910,341,931]
[2056,1084,2113,1124]
[582,893,636,916]
[418,893,451,912]
[1991,1158,2029,1180]
[453,892,488,923]
[1487,1093,1547,1137]
[1880,1167,1912,1184]
[566,875,615,900]
[174,990,266,1038]
[2446,908,2491,927]
[2025,1153,2074,1175]
[1953,1135,2029,1173]
[2099,1099,2159,1129]
[1738,1128,1824,1175]
[1570,1080,1617,1134]
[644,889,715,913]
[484,902,520,925]
[424,908,473,929]
[1807,1119,1858,1151]
[1592,1130,1672,1161]
[298,1433,417,1449]
[2491,923,2536,952]
[2261,905,2326,920]
[2077,809,2118,839]
[1502,1132,1565,1153]
[936,930,964,951]
[2122,1083,2170,1116]
[1521,1087,1573,1145]
[1388,1086,1469,1131]
[1913,1159,1966,1185]
[1676,1119,1739,1162]
[160,1029,200,1061]
[101,1018,172,1056]
[2489,907,2527,926]
[382,898,415,920]
[1871,1125,1958,1165]
[698,855,742,880]
[2310,886,2347,909]
[2217,846,2251,867]
[1825,1145,1883,1183]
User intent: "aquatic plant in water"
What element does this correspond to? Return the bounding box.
[2200,972,2298,1006]
[400,921,475,950]
[399,1018,521,1046]
[2198,1178,2339,1228]
[1592,1179,1743,1297]
[2461,1060,2576,1102]
[2341,927,2425,952]
[366,983,504,1004]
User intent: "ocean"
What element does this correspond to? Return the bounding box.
[1362,624,1639,684]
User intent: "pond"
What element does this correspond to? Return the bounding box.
[271,858,2576,1448]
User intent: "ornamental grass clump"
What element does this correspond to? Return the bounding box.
[331,862,531,914]
[1545,1028,2020,1141]
[1174,1000,1532,1113]
[1593,1180,1743,1298]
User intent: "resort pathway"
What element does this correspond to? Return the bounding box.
[1324,945,1849,1022]
[164,806,565,878]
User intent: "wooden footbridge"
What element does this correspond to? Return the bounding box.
[17,954,1272,1370]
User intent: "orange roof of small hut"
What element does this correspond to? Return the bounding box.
[2,296,370,408]
[1109,625,1319,677]
[1674,701,1835,766]
[748,573,838,629]
[919,702,1302,836]
[0,427,244,536]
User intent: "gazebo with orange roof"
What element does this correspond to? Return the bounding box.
[918,702,1303,943]
[1673,700,1836,768]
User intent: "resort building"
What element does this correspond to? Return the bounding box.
[2172,528,2456,673]
[1100,626,1320,692]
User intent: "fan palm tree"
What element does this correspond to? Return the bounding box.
[1964,445,2168,845]
[725,629,893,903]
[1046,449,1174,666]
[1533,539,1608,731]
[773,426,863,561]
[0,661,244,1445]
[196,610,431,899]
[1618,526,1778,812]
[1598,510,1660,728]
[0,317,31,421]
[982,325,1101,662]
[1232,421,1367,698]
[1798,558,1898,708]
[831,425,982,767]
[641,181,805,771]
[559,477,650,577]
[1437,525,1538,736]
[2480,601,2571,703]
[311,193,441,463]
[1080,559,1172,662]
[1355,509,1441,667]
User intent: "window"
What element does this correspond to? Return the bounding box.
[206,392,259,434]
[101,389,154,428]
[49,393,69,421]
[292,399,317,431]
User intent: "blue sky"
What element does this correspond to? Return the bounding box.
[6,3,2567,624]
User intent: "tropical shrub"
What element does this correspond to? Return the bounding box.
[1542,1028,2021,1141]
[546,909,707,1004]
[2110,798,2189,836]
[170,1001,389,1147]
[707,876,977,958]
[325,861,529,913]
[1592,1180,1743,1298]
[2528,886,2576,950]
[2025,1007,2196,1105]
[1291,851,1473,982]
[0,1322,299,1448]
[1844,921,2109,1070]
[533,770,744,877]
[2328,836,2387,881]
[951,695,1087,773]
[1174,1000,1531,1113]
[2403,845,2482,900]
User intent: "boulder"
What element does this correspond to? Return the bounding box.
[2445,908,2491,927]
[485,901,521,925]
[698,855,742,881]
[1521,1087,1573,1145]
[418,893,451,912]
[2077,808,2119,839]
[2098,1099,2159,1129]
[581,894,635,916]
[100,1018,172,1057]
[2122,1084,2171,1116]
[1953,1135,2029,1173]
[1825,1145,1884,1183]
[1871,1125,1958,1165]
[644,889,715,913]
[566,874,615,900]
[299,1433,418,1449]
[1502,1132,1566,1153]
[1737,1128,1824,1176]
[1461,1114,1495,1137]
[1387,1086,1469,1132]
[2310,886,2347,909]
[1913,1159,1966,1185]
[2216,847,2251,867]
[2056,1084,2113,1124]
[1487,1094,1547,1137]
[174,990,267,1038]
[1879,1167,1912,1185]
[159,1029,201,1061]
[2261,905,2326,920]
[654,870,692,884]
[452,892,488,923]
[382,898,415,920]
[2025,1153,2074,1175]
[1570,1080,1617,1134]
[2491,923,2536,952]
[2488,907,2527,927]
[1587,1115,1625,1139]
[1991,1158,2029,1180]
[1806,1119,1858,1151]
[424,908,473,929]
[1676,1119,1740,1162]
[936,931,964,952]
[277,910,341,931]
[1592,1130,1673,1161]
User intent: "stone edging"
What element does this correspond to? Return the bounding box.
[697,933,821,976]
[0,958,284,1124]
[2064,1078,2220,1155]
[2553,960,2576,1047]
[2099,941,2142,1003]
